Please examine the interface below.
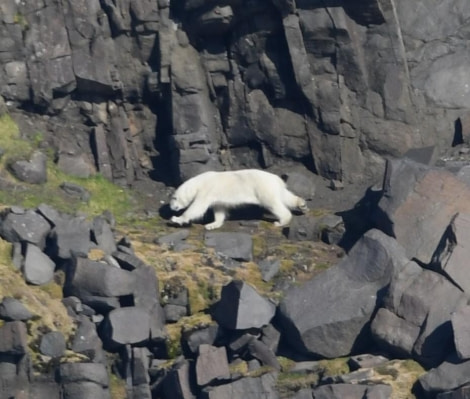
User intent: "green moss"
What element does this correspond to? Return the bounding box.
[276,372,320,393]
[38,280,63,300]
[278,356,296,372]
[318,357,350,377]
[109,372,127,399]
[252,235,267,258]
[13,13,29,30]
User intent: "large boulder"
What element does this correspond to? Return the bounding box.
[419,353,470,397]
[213,280,276,330]
[23,243,55,285]
[371,262,466,367]
[277,228,408,358]
[49,216,93,260]
[195,344,230,387]
[201,372,278,399]
[0,297,33,321]
[374,158,470,264]
[64,256,136,300]
[101,307,151,346]
[0,208,51,249]
[9,150,47,184]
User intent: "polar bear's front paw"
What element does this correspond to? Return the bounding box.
[204,221,224,230]
[298,199,308,213]
[170,216,187,226]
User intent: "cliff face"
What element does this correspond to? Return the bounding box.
[0,0,469,184]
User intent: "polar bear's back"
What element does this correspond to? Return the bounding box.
[184,169,286,207]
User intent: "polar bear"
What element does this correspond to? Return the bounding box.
[169,169,308,230]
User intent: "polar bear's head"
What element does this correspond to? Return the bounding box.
[170,185,194,211]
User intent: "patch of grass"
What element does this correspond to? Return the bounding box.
[229,360,249,375]
[0,238,74,369]
[109,372,127,399]
[252,234,267,258]
[0,114,31,166]
[0,114,134,220]
[38,280,63,300]
[276,371,320,394]
[165,313,213,359]
[318,357,350,377]
[370,359,425,399]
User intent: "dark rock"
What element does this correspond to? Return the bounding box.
[287,214,321,241]
[39,331,66,358]
[36,203,62,226]
[436,385,470,398]
[131,384,152,399]
[29,375,61,399]
[81,296,121,314]
[291,389,314,399]
[213,280,276,330]
[101,307,150,346]
[11,242,22,270]
[285,171,316,200]
[452,306,470,360]
[9,150,47,184]
[228,333,256,353]
[0,354,30,399]
[195,344,230,386]
[131,347,151,386]
[374,158,470,264]
[23,243,55,285]
[258,258,281,282]
[348,354,389,371]
[60,182,91,202]
[162,359,195,399]
[149,302,167,343]
[164,304,187,322]
[431,212,470,293]
[59,362,109,386]
[278,229,408,358]
[312,383,392,398]
[64,256,136,299]
[112,250,146,270]
[62,382,109,399]
[62,296,83,315]
[201,372,278,399]
[204,232,253,261]
[371,308,420,358]
[49,216,92,260]
[71,315,106,363]
[247,339,280,370]
[419,353,470,396]
[92,216,117,255]
[372,260,466,366]
[57,153,93,178]
[0,297,33,321]
[0,208,51,249]
[261,324,281,354]
[132,265,161,310]
[404,145,437,165]
[0,321,28,355]
[183,324,219,355]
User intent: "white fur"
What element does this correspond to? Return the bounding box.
[169,169,308,230]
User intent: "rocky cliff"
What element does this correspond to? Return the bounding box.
[1,0,469,185]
